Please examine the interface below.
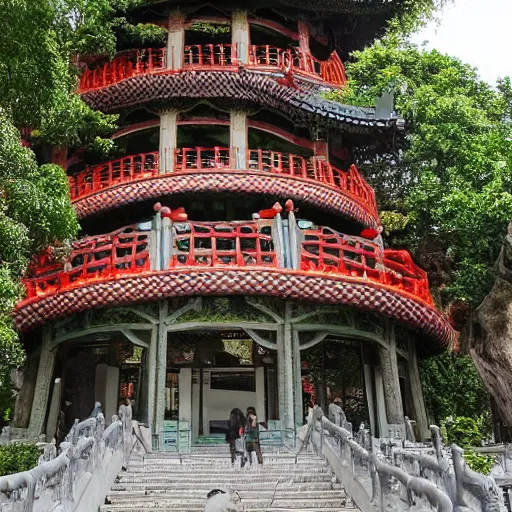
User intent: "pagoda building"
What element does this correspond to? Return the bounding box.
[11,0,456,447]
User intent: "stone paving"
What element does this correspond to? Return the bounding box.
[101,446,360,512]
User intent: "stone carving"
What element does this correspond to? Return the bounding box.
[0,406,139,512]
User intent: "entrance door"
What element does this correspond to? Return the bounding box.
[191,368,266,441]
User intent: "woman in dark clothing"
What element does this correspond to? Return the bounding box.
[245,406,263,465]
[226,408,247,467]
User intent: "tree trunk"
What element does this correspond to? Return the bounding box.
[473,223,512,431]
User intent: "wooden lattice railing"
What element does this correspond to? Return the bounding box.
[20,218,433,308]
[78,44,346,92]
[68,148,377,220]
[300,227,433,306]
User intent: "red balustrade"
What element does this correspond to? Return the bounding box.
[68,153,159,200]
[79,48,167,92]
[170,221,277,268]
[174,147,230,170]
[300,227,433,306]
[20,221,432,308]
[183,44,236,68]
[22,227,151,300]
[78,45,345,92]
[68,149,378,220]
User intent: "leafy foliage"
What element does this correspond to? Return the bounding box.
[0,444,42,477]
[443,416,494,475]
[420,352,489,423]
[329,33,512,307]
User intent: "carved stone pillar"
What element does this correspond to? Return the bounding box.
[378,323,405,425]
[154,301,169,434]
[167,11,185,70]
[408,338,430,439]
[27,328,57,439]
[147,327,158,433]
[159,110,178,173]
[231,10,249,64]
[230,110,248,169]
[293,331,303,426]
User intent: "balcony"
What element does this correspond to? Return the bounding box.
[15,214,455,346]
[78,45,346,93]
[68,148,379,225]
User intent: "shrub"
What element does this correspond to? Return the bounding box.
[0,444,42,477]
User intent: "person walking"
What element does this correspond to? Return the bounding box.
[245,406,263,466]
[226,408,247,467]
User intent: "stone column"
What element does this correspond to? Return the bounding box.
[279,302,296,429]
[378,323,404,425]
[146,327,158,431]
[159,110,178,174]
[27,328,57,440]
[293,332,303,426]
[408,338,430,440]
[154,301,169,435]
[231,10,249,64]
[167,11,185,70]
[179,368,192,422]
[230,110,248,169]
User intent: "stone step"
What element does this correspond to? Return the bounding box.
[111,482,342,492]
[117,475,334,485]
[107,490,346,501]
[104,496,349,509]
[102,507,355,512]
[128,467,330,475]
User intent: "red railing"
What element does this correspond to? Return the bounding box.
[174,147,230,170]
[22,227,151,300]
[68,148,378,219]
[170,221,277,268]
[300,227,433,306]
[78,45,346,92]
[79,48,167,92]
[19,221,432,308]
[68,152,159,200]
[183,44,236,68]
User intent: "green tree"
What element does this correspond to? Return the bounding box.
[328,32,512,309]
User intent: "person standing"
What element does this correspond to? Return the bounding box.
[226,408,247,467]
[245,406,263,466]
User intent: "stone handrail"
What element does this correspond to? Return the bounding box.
[0,407,135,512]
[309,406,453,511]
[393,426,504,511]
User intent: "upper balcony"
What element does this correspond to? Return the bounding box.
[15,206,456,346]
[67,147,379,227]
[78,45,346,94]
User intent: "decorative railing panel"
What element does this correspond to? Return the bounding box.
[68,152,159,199]
[300,227,433,306]
[170,221,277,268]
[308,406,454,512]
[68,149,378,221]
[78,45,346,92]
[23,225,151,300]
[0,409,136,512]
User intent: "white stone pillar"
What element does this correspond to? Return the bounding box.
[147,327,158,433]
[230,110,248,169]
[374,366,388,436]
[293,331,303,426]
[231,10,249,64]
[28,328,57,440]
[159,110,178,174]
[167,11,185,70]
[280,302,296,430]
[155,301,169,435]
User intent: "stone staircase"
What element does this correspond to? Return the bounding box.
[101,446,359,512]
